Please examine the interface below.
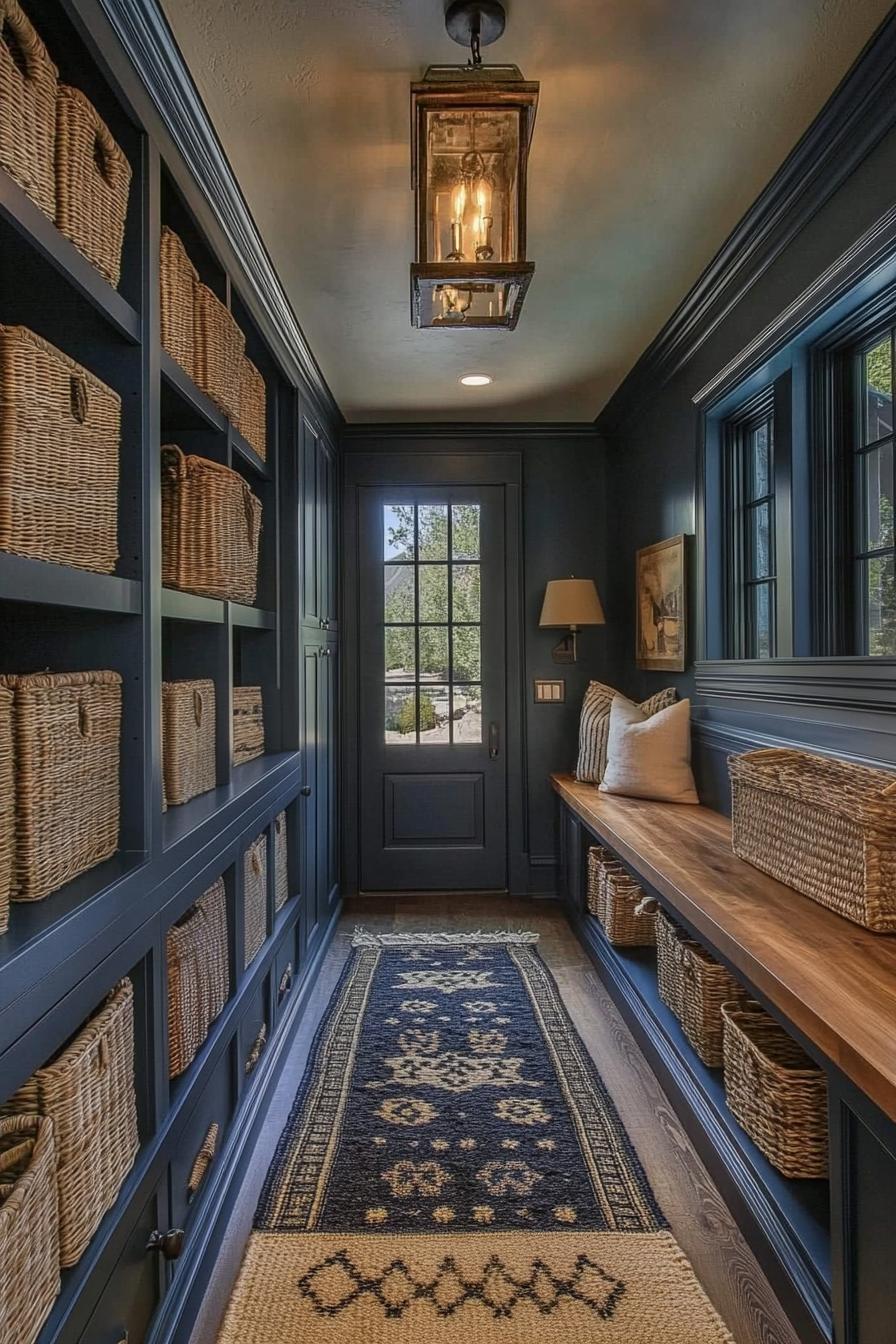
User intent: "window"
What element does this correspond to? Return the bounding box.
[382,502,482,743]
[851,330,895,654]
[725,396,777,658]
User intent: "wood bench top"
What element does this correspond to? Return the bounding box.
[551,772,896,1124]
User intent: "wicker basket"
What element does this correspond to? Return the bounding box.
[0,687,12,936]
[654,914,750,1067]
[0,1114,60,1344]
[585,844,614,920]
[721,1001,828,1178]
[194,282,244,421]
[586,847,654,946]
[167,877,229,1078]
[729,748,896,933]
[161,445,262,603]
[0,0,58,218]
[236,355,266,461]
[160,226,198,380]
[274,810,288,911]
[1,670,121,904]
[233,686,264,767]
[655,906,688,1021]
[162,679,216,807]
[0,324,120,573]
[243,834,267,968]
[55,86,131,287]
[2,979,139,1266]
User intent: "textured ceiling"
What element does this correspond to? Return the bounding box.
[162,0,892,422]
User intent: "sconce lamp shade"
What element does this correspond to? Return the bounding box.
[539,578,605,629]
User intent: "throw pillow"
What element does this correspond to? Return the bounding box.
[575,681,677,783]
[599,695,699,804]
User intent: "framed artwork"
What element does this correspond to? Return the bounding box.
[635,534,686,671]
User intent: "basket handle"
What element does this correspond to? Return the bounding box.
[250,846,262,876]
[193,688,204,726]
[187,1122,219,1200]
[245,1024,267,1075]
[91,122,118,187]
[1,11,33,82]
[95,1035,110,1074]
[880,779,896,799]
[241,484,260,548]
[77,697,93,738]
[70,375,89,424]
[278,962,294,1001]
[634,896,658,917]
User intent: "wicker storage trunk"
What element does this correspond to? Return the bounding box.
[274,811,288,911]
[2,978,139,1266]
[236,355,266,461]
[167,877,229,1078]
[233,686,264,766]
[0,0,58,218]
[721,1001,828,1178]
[193,282,244,421]
[0,687,12,935]
[0,1113,60,1344]
[729,748,896,932]
[243,834,267,968]
[586,846,655,946]
[1,670,121,904]
[160,227,198,379]
[0,324,120,573]
[161,446,262,603]
[162,679,216,807]
[55,86,131,287]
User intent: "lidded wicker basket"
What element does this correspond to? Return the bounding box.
[729,748,896,932]
[233,685,264,767]
[194,282,244,421]
[721,1001,828,1179]
[55,85,131,287]
[167,877,229,1078]
[0,670,121,904]
[243,834,267,968]
[160,226,198,380]
[236,355,266,461]
[161,445,262,603]
[274,810,288,911]
[162,678,216,807]
[0,687,12,935]
[0,0,58,218]
[2,978,139,1266]
[0,324,120,573]
[0,1113,60,1344]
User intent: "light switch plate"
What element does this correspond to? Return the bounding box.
[534,679,565,703]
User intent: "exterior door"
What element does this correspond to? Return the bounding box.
[359,486,507,890]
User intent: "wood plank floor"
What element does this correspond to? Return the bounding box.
[190,897,800,1344]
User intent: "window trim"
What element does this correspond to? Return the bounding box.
[723,389,778,658]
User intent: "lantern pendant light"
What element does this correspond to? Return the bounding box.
[410,1,538,330]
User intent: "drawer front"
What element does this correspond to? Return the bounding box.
[274,930,297,1027]
[169,1038,236,1235]
[238,978,270,1090]
[78,1182,165,1344]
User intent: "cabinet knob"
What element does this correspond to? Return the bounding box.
[301,785,312,797]
[146,1227,185,1261]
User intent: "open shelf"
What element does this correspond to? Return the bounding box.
[230,426,269,479]
[231,602,275,629]
[161,349,228,434]
[0,552,142,614]
[162,752,300,852]
[161,587,226,624]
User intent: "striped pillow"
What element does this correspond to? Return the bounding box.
[575,682,677,783]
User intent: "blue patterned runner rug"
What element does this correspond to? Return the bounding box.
[218,931,733,1342]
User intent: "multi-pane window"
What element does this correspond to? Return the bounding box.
[852,331,895,655]
[383,502,482,743]
[726,400,777,658]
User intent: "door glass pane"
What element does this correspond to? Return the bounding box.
[418,504,448,560]
[452,685,482,743]
[861,442,895,552]
[864,338,893,445]
[749,422,770,499]
[749,502,772,578]
[385,687,418,742]
[453,626,481,681]
[452,564,480,621]
[418,565,448,622]
[419,685,450,742]
[452,503,480,559]
[385,627,415,681]
[384,565,415,622]
[750,583,772,659]
[384,504,415,560]
[419,626,449,681]
[865,556,896,655]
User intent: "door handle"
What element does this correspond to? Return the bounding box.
[489,722,500,760]
[301,785,312,797]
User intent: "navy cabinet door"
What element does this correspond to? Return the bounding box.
[302,643,321,951]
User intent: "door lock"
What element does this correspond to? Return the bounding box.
[489,722,500,760]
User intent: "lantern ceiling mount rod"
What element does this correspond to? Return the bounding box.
[445,1,506,67]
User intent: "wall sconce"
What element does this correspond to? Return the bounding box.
[539,577,605,663]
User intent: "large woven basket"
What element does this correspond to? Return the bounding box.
[236,354,266,461]
[1,670,121,903]
[655,906,688,1021]
[243,834,267,968]
[233,685,264,767]
[730,748,896,932]
[2,978,139,1266]
[0,687,12,935]
[0,1114,60,1344]
[162,678,216,807]
[160,226,198,380]
[0,324,120,573]
[586,846,655,946]
[653,912,750,1067]
[194,283,244,421]
[161,445,262,603]
[721,1001,828,1179]
[55,86,131,287]
[274,810,288,911]
[167,877,229,1078]
[0,0,57,218]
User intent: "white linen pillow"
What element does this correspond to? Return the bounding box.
[599,695,699,805]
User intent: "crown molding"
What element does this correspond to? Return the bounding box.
[597,8,896,435]
[340,421,602,445]
[97,0,342,427]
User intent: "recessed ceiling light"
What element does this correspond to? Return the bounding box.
[459,373,492,387]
